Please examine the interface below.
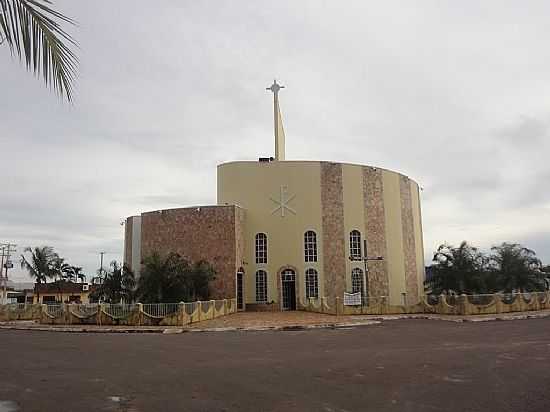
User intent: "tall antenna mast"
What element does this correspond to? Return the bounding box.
[266,80,286,161]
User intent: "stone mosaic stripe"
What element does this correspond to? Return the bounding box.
[362,167,389,297]
[399,176,419,301]
[320,162,346,302]
[124,217,133,270]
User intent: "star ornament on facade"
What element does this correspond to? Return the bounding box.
[270,185,296,217]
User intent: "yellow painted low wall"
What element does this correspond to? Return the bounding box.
[300,293,550,316]
[0,299,238,327]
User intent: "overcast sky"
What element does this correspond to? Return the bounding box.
[2,1,550,281]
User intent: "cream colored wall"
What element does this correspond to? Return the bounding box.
[341,164,367,291]
[382,171,407,305]
[217,161,324,305]
[217,160,424,307]
[410,180,426,297]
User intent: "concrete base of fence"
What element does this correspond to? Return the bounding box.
[300,292,550,317]
[2,293,549,325]
[0,304,43,322]
[0,298,239,327]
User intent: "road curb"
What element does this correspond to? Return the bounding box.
[186,320,382,333]
[0,320,383,334]
[1,311,548,334]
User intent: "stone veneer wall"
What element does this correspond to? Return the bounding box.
[233,207,246,303]
[399,176,419,302]
[124,217,133,270]
[140,205,243,300]
[320,162,347,304]
[362,167,390,297]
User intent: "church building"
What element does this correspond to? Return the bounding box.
[124,81,425,310]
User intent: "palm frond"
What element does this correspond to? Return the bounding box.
[0,0,77,100]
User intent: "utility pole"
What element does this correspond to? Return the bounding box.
[99,251,105,277]
[0,243,17,305]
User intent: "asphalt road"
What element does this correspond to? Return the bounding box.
[1,319,549,412]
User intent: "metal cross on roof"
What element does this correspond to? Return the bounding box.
[266,79,284,95]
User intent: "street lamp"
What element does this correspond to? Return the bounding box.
[348,239,383,305]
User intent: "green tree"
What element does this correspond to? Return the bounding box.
[91,261,135,304]
[0,0,78,100]
[490,243,546,293]
[51,256,71,281]
[187,260,216,301]
[68,265,85,283]
[137,253,189,303]
[425,241,492,295]
[136,252,216,303]
[20,246,58,303]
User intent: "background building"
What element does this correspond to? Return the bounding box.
[124,82,425,309]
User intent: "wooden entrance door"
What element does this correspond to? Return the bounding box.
[281,269,296,310]
[236,271,244,310]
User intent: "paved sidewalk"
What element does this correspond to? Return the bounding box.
[2,309,549,333]
[185,309,550,329]
[186,311,374,330]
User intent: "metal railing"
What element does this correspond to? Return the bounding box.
[1,298,236,325]
[183,302,197,315]
[102,303,138,319]
[466,294,496,305]
[45,304,64,318]
[71,304,98,318]
[421,292,550,306]
[201,301,211,314]
[142,303,180,318]
[5,303,27,311]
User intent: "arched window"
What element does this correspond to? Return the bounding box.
[305,268,319,299]
[255,270,268,303]
[255,233,267,264]
[351,268,364,294]
[304,230,317,262]
[349,230,362,258]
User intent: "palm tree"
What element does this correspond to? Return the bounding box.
[426,241,491,295]
[0,0,78,100]
[137,252,191,303]
[51,256,70,281]
[51,256,76,302]
[91,261,135,304]
[490,243,546,293]
[20,246,58,303]
[69,266,86,283]
[136,252,216,303]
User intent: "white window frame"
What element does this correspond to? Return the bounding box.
[351,268,363,294]
[304,230,318,263]
[255,233,268,264]
[349,230,362,259]
[305,268,319,299]
[255,270,268,303]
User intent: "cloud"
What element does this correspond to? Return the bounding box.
[3,0,550,281]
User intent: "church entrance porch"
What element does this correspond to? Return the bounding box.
[281,269,296,310]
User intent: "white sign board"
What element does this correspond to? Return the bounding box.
[344,292,362,306]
